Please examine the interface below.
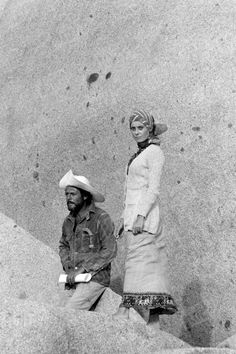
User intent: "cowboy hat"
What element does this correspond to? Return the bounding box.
[59,170,105,203]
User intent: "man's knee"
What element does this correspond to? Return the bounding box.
[65,282,105,311]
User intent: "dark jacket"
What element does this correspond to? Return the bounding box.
[59,202,117,287]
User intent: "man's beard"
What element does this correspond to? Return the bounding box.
[67,201,84,214]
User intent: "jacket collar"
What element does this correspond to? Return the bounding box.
[66,202,96,223]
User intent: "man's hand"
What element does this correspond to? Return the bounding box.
[66,267,85,285]
[64,262,73,274]
[132,215,145,235]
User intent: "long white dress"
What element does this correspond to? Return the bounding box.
[122,144,177,314]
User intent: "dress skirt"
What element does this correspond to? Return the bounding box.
[121,229,177,315]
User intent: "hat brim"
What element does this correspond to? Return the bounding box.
[59,170,105,203]
[154,123,168,135]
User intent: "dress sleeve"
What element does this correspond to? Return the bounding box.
[120,170,128,219]
[136,146,165,217]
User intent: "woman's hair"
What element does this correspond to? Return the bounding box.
[129,109,168,137]
[129,109,154,132]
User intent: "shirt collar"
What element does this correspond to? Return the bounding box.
[67,202,96,223]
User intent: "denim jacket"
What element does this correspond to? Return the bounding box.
[59,202,117,287]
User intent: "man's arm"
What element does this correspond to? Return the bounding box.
[82,213,117,274]
[59,227,72,272]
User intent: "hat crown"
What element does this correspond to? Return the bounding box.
[74,175,91,187]
[59,170,105,203]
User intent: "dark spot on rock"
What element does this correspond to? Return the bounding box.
[198,135,202,139]
[192,126,201,131]
[106,72,112,80]
[180,147,184,152]
[83,66,87,71]
[13,224,17,228]
[228,123,232,128]
[87,73,99,85]
[177,180,181,184]
[18,291,27,300]
[180,131,183,135]
[89,14,93,18]
[66,86,70,90]
[225,320,231,330]
[83,155,87,161]
[42,201,46,207]
[33,171,39,181]
[92,137,95,144]
[86,102,90,108]
[186,322,192,332]
[220,38,224,41]
[7,312,12,317]
[215,3,219,6]
[219,320,222,325]
[16,315,21,319]
[114,130,117,135]
[79,32,82,36]
[37,153,39,157]
[207,224,214,233]
[113,155,116,161]
[121,117,125,124]
[232,89,236,93]
[111,117,114,121]
[36,162,39,168]
[230,279,234,284]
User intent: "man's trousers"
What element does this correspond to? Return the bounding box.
[65,281,106,311]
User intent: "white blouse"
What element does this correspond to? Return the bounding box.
[123,144,165,234]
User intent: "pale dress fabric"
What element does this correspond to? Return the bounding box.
[123,229,170,294]
[122,144,176,313]
[123,144,164,234]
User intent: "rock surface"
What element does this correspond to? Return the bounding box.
[0,297,190,354]
[94,286,121,314]
[158,349,236,354]
[0,0,235,347]
[218,334,236,349]
[0,212,62,306]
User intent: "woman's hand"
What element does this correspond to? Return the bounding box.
[115,218,124,238]
[132,215,145,235]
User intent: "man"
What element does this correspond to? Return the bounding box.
[59,169,117,311]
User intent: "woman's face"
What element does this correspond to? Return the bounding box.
[130,121,150,143]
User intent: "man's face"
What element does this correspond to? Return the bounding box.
[65,186,84,213]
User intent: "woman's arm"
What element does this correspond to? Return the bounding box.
[136,146,165,218]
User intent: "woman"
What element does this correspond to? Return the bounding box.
[113,109,177,323]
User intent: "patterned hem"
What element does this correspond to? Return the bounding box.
[121,292,178,315]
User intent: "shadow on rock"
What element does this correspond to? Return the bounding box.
[180,278,213,347]
[110,236,127,295]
